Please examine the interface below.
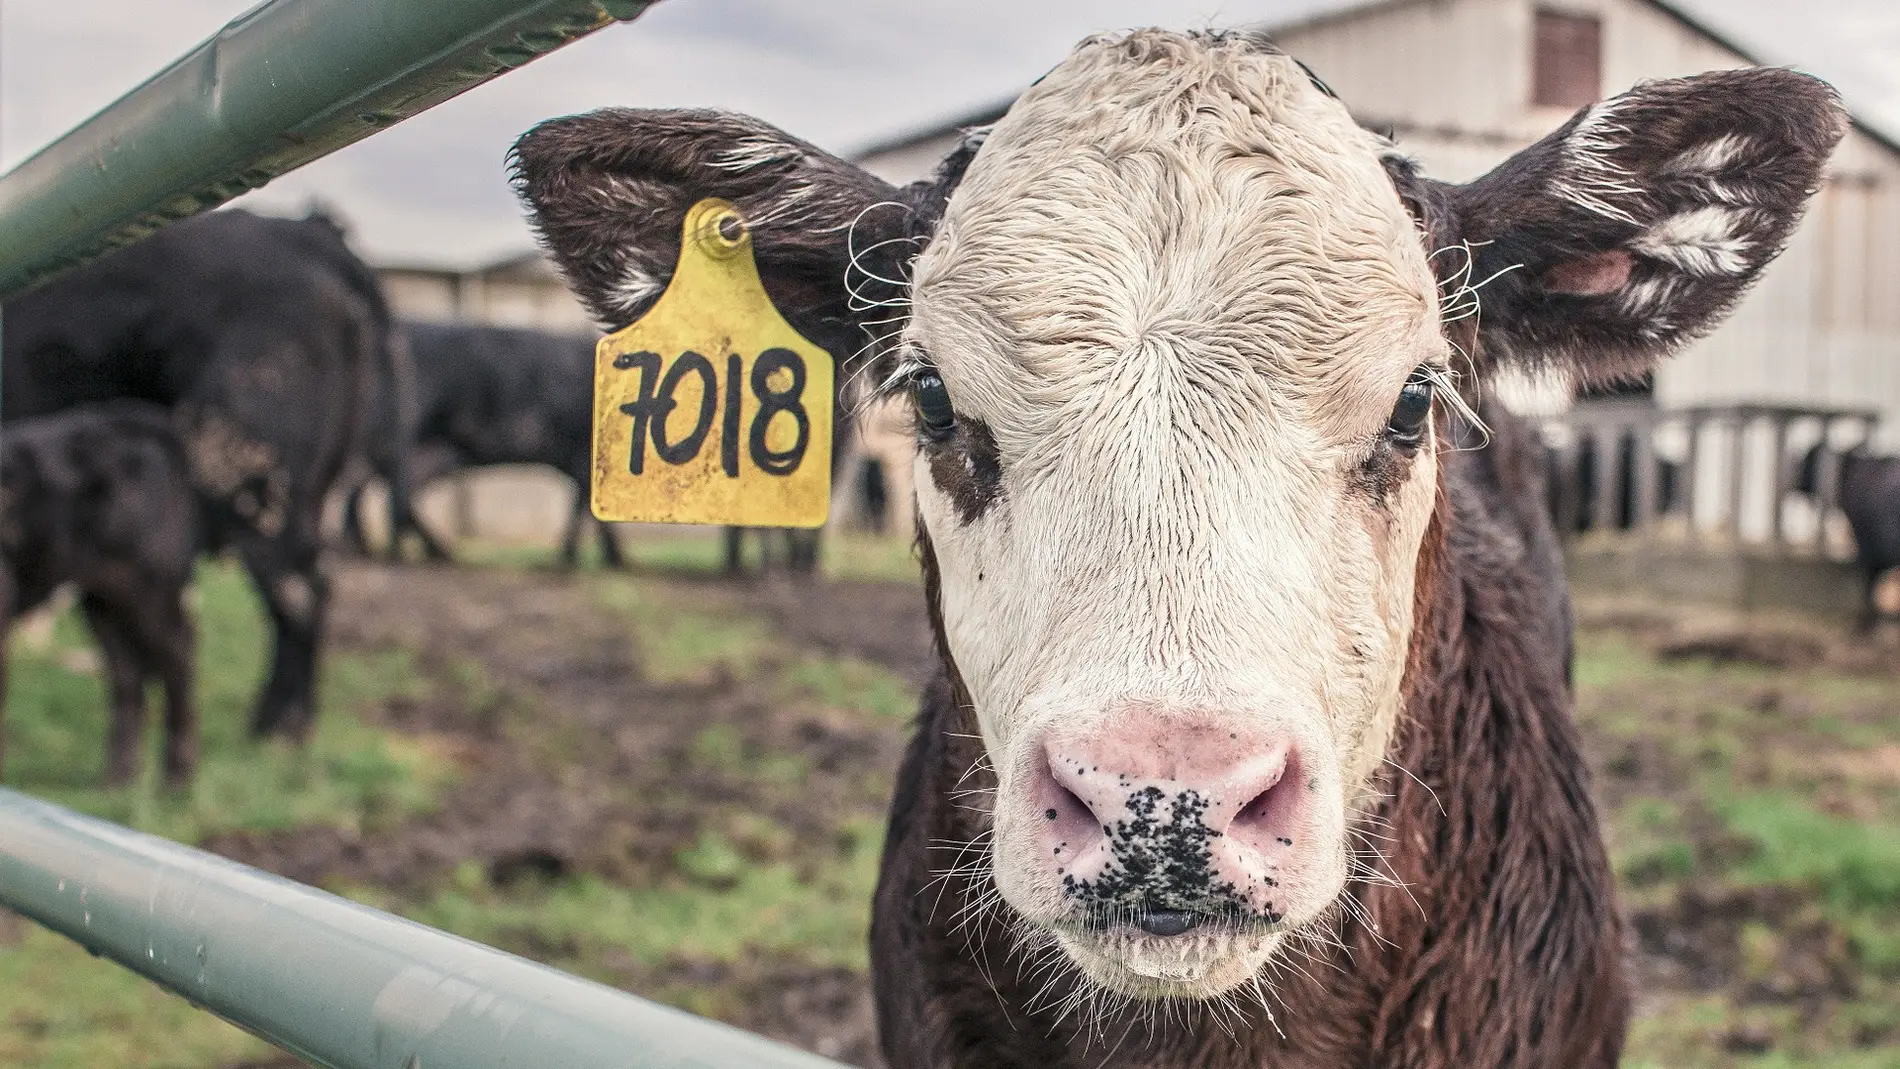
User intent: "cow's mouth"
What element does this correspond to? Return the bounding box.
[1050,912,1287,997]
[1131,909,1202,937]
[1076,903,1277,938]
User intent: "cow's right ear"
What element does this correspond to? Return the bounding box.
[509,108,924,355]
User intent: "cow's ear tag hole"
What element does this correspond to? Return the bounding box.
[590,197,834,527]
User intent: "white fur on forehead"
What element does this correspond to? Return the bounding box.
[911,30,1439,443]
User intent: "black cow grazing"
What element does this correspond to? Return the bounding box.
[1,403,200,787]
[1546,430,1681,534]
[340,320,623,568]
[858,456,891,535]
[721,526,822,577]
[515,33,1839,1069]
[3,209,390,741]
[1797,444,1900,630]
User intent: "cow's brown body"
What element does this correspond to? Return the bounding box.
[511,28,1844,1069]
[873,408,1626,1067]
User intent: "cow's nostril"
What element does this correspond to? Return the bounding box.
[1034,755,1104,871]
[1229,748,1298,847]
[1048,779,1091,829]
[1238,786,1275,826]
[1134,910,1200,937]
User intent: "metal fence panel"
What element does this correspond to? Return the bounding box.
[0,0,652,300]
[0,787,848,1069]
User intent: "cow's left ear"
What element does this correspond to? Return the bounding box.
[1418,67,1845,387]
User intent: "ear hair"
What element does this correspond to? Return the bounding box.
[510,108,915,338]
[1388,67,1846,389]
[511,108,996,422]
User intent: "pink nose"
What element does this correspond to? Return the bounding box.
[1030,720,1308,925]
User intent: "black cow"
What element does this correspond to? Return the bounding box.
[1,402,200,787]
[341,321,622,568]
[1546,431,1681,534]
[3,209,390,741]
[721,526,821,576]
[1797,444,1900,630]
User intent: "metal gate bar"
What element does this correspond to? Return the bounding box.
[1,6,858,1064]
[0,0,653,300]
[0,787,846,1069]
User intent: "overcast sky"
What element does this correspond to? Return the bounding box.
[3,0,1898,267]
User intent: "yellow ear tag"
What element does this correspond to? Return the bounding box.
[591,198,833,527]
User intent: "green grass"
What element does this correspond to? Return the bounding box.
[4,542,920,1066]
[780,654,917,722]
[4,561,454,844]
[1576,629,1900,1068]
[376,818,884,979]
[0,923,272,1068]
[14,546,1895,1069]
[1720,793,1900,913]
[2,559,459,1069]
[589,571,774,683]
[452,527,921,585]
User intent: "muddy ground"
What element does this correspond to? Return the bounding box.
[197,563,1899,1068]
[206,560,930,1066]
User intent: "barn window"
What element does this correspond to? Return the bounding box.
[1532,10,1602,109]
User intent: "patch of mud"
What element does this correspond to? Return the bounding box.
[1657,630,1831,672]
[1578,597,1900,677]
[207,561,918,1068]
[741,576,936,683]
[1631,885,1859,1006]
[658,958,883,1067]
[0,905,26,948]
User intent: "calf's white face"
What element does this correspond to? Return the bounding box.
[904,33,1444,996]
[513,27,1842,1008]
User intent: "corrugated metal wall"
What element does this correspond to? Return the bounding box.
[1280,0,1900,445]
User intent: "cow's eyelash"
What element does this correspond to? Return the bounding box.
[876,351,934,400]
[1415,361,1491,452]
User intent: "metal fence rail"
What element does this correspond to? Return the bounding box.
[0,0,652,300]
[0,787,846,1069]
[0,2,856,1065]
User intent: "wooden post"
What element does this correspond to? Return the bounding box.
[1767,412,1790,555]
[1632,413,1659,535]
[1555,435,1582,535]
[1725,412,1747,544]
[1682,411,1703,540]
[1590,425,1617,535]
[453,471,477,539]
[1814,420,1841,559]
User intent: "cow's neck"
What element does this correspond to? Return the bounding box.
[872,422,1627,1068]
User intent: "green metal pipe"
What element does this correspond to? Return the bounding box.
[0,0,655,300]
[0,788,850,1069]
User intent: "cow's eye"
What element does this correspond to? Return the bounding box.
[913,369,957,441]
[1385,366,1435,447]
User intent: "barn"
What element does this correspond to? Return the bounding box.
[858,0,1900,429]
[853,0,1900,607]
[363,0,1900,596]
[380,252,595,333]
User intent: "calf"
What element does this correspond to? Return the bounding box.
[4,209,390,741]
[345,321,824,574]
[0,403,199,787]
[515,31,1840,1066]
[1797,444,1900,629]
[341,321,622,568]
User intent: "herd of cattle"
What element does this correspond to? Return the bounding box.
[0,208,699,786]
[0,206,861,788]
[0,204,1897,790]
[0,24,1892,1068]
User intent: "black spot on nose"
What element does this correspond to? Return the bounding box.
[1134,910,1200,937]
